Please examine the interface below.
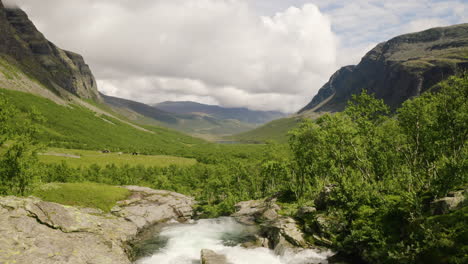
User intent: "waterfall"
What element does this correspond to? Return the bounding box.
[136,217,333,264]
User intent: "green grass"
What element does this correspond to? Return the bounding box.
[39,147,197,167]
[32,182,131,212]
[0,88,209,156]
[228,116,304,143]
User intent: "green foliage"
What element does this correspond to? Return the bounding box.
[0,97,43,196]
[288,76,467,263]
[229,117,304,143]
[32,182,131,212]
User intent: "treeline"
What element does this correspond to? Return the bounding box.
[283,75,467,263]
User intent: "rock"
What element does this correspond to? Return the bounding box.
[297,206,317,218]
[315,184,336,210]
[241,235,270,249]
[201,249,229,264]
[232,198,314,255]
[113,186,195,229]
[261,217,308,251]
[0,186,195,264]
[431,190,466,215]
[232,198,280,225]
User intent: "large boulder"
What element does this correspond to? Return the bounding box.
[232,198,280,225]
[0,186,195,264]
[200,249,229,264]
[260,217,309,254]
[315,184,337,211]
[232,198,313,255]
[112,186,194,229]
[430,189,466,215]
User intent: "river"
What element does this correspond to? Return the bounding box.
[135,217,333,264]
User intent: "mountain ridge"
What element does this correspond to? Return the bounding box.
[155,101,287,124]
[300,23,468,113]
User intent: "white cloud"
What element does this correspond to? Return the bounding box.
[6,0,337,113]
[4,0,467,112]
[302,0,467,65]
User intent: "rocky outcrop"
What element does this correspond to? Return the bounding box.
[232,198,280,225]
[299,23,468,113]
[0,1,100,100]
[232,199,311,253]
[113,186,194,229]
[262,217,309,255]
[0,186,195,264]
[200,249,229,264]
[431,189,466,215]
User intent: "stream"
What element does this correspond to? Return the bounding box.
[135,217,333,264]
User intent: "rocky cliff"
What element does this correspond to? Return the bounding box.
[300,23,468,113]
[0,0,99,100]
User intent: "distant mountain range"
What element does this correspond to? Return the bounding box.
[299,23,468,114]
[155,101,286,124]
[101,94,259,137]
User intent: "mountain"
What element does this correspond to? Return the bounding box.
[0,1,211,154]
[155,101,287,125]
[300,23,468,113]
[0,1,99,100]
[102,94,256,138]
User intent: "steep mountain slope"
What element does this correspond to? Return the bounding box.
[300,23,468,113]
[0,1,99,100]
[102,94,256,137]
[156,101,286,124]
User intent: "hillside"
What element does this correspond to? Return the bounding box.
[300,23,468,113]
[0,88,207,156]
[228,116,304,143]
[102,94,256,137]
[156,101,286,124]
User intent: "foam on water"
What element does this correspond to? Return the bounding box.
[136,217,333,264]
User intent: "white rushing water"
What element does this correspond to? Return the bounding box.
[136,217,333,264]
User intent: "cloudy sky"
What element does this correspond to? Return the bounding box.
[5,0,467,113]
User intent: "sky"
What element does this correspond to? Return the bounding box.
[4,0,468,113]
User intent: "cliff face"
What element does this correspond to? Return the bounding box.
[0,1,99,100]
[300,23,468,113]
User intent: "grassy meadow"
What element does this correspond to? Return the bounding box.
[39,148,197,167]
[33,182,131,212]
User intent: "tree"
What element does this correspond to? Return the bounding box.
[0,96,43,195]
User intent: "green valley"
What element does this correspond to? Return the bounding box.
[0,1,467,264]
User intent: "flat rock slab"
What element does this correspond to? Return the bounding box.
[0,186,195,264]
[201,249,230,264]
